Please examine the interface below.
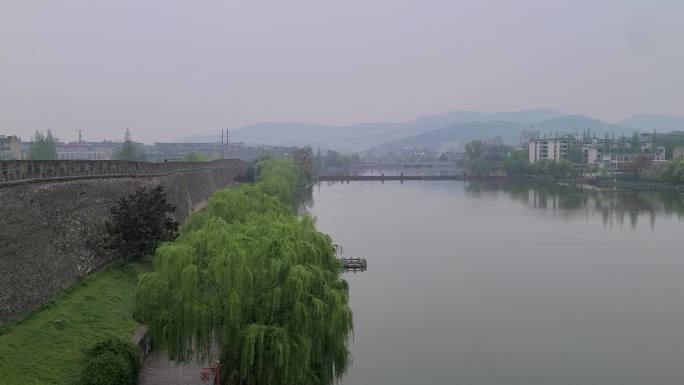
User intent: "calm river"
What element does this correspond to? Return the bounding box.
[305,180,684,385]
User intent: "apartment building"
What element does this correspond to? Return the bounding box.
[528,137,572,163]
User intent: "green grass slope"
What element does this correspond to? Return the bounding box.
[0,262,148,385]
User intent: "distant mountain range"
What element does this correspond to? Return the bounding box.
[175,110,683,152]
[620,114,684,131]
[371,114,641,152]
[370,121,526,152]
[176,109,564,151]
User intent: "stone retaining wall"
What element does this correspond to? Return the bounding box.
[0,159,247,324]
[0,159,218,184]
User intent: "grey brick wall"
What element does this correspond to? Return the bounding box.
[0,160,217,183]
[0,159,247,324]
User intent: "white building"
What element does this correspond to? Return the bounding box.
[56,142,114,160]
[529,133,669,168]
[483,136,504,147]
[528,138,572,163]
[585,146,602,164]
[0,135,22,159]
[438,142,459,153]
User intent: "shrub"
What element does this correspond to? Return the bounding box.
[78,338,139,385]
[236,163,256,183]
[106,186,179,259]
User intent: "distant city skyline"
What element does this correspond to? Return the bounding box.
[1,0,683,143]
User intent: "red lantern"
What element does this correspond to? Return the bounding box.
[201,361,221,385]
[200,367,212,382]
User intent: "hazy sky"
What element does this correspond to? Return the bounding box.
[1,0,683,143]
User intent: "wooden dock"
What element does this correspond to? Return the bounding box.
[339,257,367,271]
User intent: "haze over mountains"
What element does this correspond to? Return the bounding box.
[176,110,684,152]
[620,114,684,132]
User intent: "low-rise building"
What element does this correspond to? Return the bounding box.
[0,135,22,159]
[584,145,602,164]
[595,148,665,169]
[56,141,116,160]
[145,141,296,162]
[529,133,667,168]
[673,146,684,159]
[145,142,223,161]
[483,136,504,147]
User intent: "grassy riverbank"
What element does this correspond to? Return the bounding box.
[0,262,148,385]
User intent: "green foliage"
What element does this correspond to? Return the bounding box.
[500,150,578,178]
[256,158,300,204]
[27,130,58,160]
[566,142,584,163]
[651,133,684,159]
[106,186,179,259]
[532,159,577,178]
[183,152,210,162]
[464,140,511,176]
[501,150,531,176]
[78,338,139,385]
[631,132,640,152]
[465,140,485,159]
[113,142,146,161]
[641,158,684,184]
[0,263,147,385]
[668,159,684,182]
[136,159,352,385]
[314,149,360,172]
[294,146,314,184]
[236,163,257,183]
[113,128,146,161]
[465,158,494,176]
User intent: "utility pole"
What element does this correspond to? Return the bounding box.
[221,128,230,160]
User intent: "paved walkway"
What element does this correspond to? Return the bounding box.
[138,351,216,385]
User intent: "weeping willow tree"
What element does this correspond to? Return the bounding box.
[136,157,352,385]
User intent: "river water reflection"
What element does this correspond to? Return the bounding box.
[305,180,684,385]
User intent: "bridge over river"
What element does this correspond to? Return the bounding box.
[317,174,504,182]
[318,161,479,181]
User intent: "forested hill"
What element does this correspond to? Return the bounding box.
[620,114,684,131]
[369,121,526,151]
[175,109,564,151]
[533,115,633,137]
[368,114,635,152]
[175,110,648,152]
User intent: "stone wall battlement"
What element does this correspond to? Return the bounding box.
[0,159,248,324]
[0,159,239,184]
